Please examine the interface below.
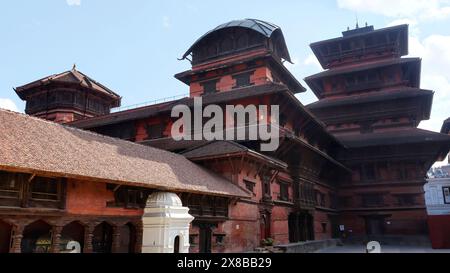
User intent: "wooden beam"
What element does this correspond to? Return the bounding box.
[28,173,36,183]
[113,184,121,192]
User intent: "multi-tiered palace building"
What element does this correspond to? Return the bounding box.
[1,19,449,253]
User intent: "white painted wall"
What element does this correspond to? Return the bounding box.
[424,178,450,215]
[141,192,194,253]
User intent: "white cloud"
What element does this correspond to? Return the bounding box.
[162,16,171,29]
[303,54,322,69]
[0,99,18,112]
[66,0,81,6]
[387,18,420,36]
[409,35,450,133]
[337,0,450,21]
[284,57,299,71]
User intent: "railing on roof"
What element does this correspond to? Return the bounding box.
[111,92,190,113]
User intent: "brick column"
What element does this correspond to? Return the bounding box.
[83,224,95,253]
[10,224,25,253]
[50,225,63,253]
[134,221,143,253]
[112,225,121,253]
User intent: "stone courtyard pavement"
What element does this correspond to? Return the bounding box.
[315,245,450,253]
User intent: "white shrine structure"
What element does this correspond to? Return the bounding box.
[141,192,194,253]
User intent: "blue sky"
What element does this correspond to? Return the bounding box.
[1,0,450,138]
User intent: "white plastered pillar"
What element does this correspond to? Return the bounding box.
[141,192,194,253]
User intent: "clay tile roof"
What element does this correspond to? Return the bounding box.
[181,141,288,169]
[15,67,121,101]
[0,109,249,198]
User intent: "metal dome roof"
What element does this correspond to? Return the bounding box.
[181,18,292,62]
[146,192,183,207]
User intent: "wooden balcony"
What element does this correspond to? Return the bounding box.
[323,42,400,66]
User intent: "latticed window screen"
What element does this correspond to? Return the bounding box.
[31,177,59,201]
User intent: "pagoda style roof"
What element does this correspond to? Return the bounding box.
[305,57,420,81]
[305,58,421,98]
[310,24,408,69]
[337,128,450,148]
[0,109,249,198]
[15,67,121,103]
[311,24,408,48]
[442,118,450,134]
[181,18,291,63]
[307,88,433,111]
[181,141,288,169]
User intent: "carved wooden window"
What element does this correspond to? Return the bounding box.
[214,234,225,245]
[361,164,377,182]
[202,80,218,95]
[329,193,338,209]
[0,171,22,199]
[244,180,255,194]
[279,182,289,202]
[362,194,384,207]
[108,185,149,209]
[339,196,352,207]
[31,177,59,201]
[394,162,408,181]
[316,192,326,207]
[74,92,85,107]
[95,123,136,141]
[396,194,417,206]
[233,72,252,89]
[146,123,163,140]
[262,176,272,200]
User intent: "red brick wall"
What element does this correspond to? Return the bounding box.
[66,179,143,216]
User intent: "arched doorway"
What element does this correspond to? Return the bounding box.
[92,222,113,253]
[21,220,52,253]
[174,235,180,253]
[118,223,136,253]
[61,221,85,253]
[0,220,12,253]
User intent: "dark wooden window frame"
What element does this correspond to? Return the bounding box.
[232,71,254,89]
[395,194,418,206]
[145,123,164,140]
[443,187,450,204]
[244,180,256,194]
[0,171,66,209]
[201,79,219,95]
[278,181,289,202]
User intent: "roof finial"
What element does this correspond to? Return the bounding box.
[365,22,368,27]
[355,13,359,29]
[72,63,77,71]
